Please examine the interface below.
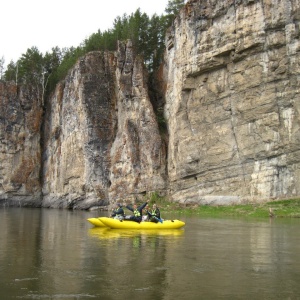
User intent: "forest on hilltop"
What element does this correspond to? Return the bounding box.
[0,0,185,100]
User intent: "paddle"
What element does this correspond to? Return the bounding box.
[153,216,163,223]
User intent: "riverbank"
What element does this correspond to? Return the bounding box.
[151,196,300,218]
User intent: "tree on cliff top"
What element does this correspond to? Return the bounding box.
[164,0,186,27]
[3,0,186,97]
[0,56,4,80]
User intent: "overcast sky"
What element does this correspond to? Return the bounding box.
[1,0,169,67]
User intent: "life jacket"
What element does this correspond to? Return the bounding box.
[114,208,124,216]
[134,209,141,217]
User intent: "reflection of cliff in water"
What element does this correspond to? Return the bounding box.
[0,208,43,295]
[1,209,300,299]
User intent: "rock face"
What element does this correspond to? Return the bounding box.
[42,51,118,209]
[163,0,300,205]
[41,41,166,209]
[0,42,166,208]
[109,41,166,202]
[0,82,43,206]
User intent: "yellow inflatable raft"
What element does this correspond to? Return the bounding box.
[87,218,107,227]
[95,217,185,229]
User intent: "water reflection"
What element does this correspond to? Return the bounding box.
[87,221,185,300]
[1,209,300,299]
[88,227,184,239]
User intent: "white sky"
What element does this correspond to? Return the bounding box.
[0,0,169,68]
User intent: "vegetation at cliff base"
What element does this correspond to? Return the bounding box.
[187,199,300,218]
[147,193,300,218]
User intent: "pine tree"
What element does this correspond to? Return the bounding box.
[3,1,187,94]
[0,56,5,80]
[164,0,186,27]
[4,61,17,82]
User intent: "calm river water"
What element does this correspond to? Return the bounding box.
[0,208,300,299]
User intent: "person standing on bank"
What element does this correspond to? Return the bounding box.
[110,203,125,220]
[126,200,149,223]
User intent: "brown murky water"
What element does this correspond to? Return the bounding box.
[0,208,300,299]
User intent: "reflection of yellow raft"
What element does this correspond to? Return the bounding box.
[98,217,185,229]
[87,218,106,227]
[89,227,184,239]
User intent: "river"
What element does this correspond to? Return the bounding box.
[0,208,300,299]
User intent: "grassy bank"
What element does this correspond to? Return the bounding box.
[148,194,300,218]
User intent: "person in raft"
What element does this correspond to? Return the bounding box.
[110,203,125,220]
[147,203,162,223]
[142,203,150,221]
[125,200,149,223]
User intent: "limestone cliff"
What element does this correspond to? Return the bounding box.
[1,41,166,209]
[109,41,166,202]
[41,41,166,209]
[41,51,117,209]
[163,0,300,205]
[0,82,43,206]
[1,0,300,209]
